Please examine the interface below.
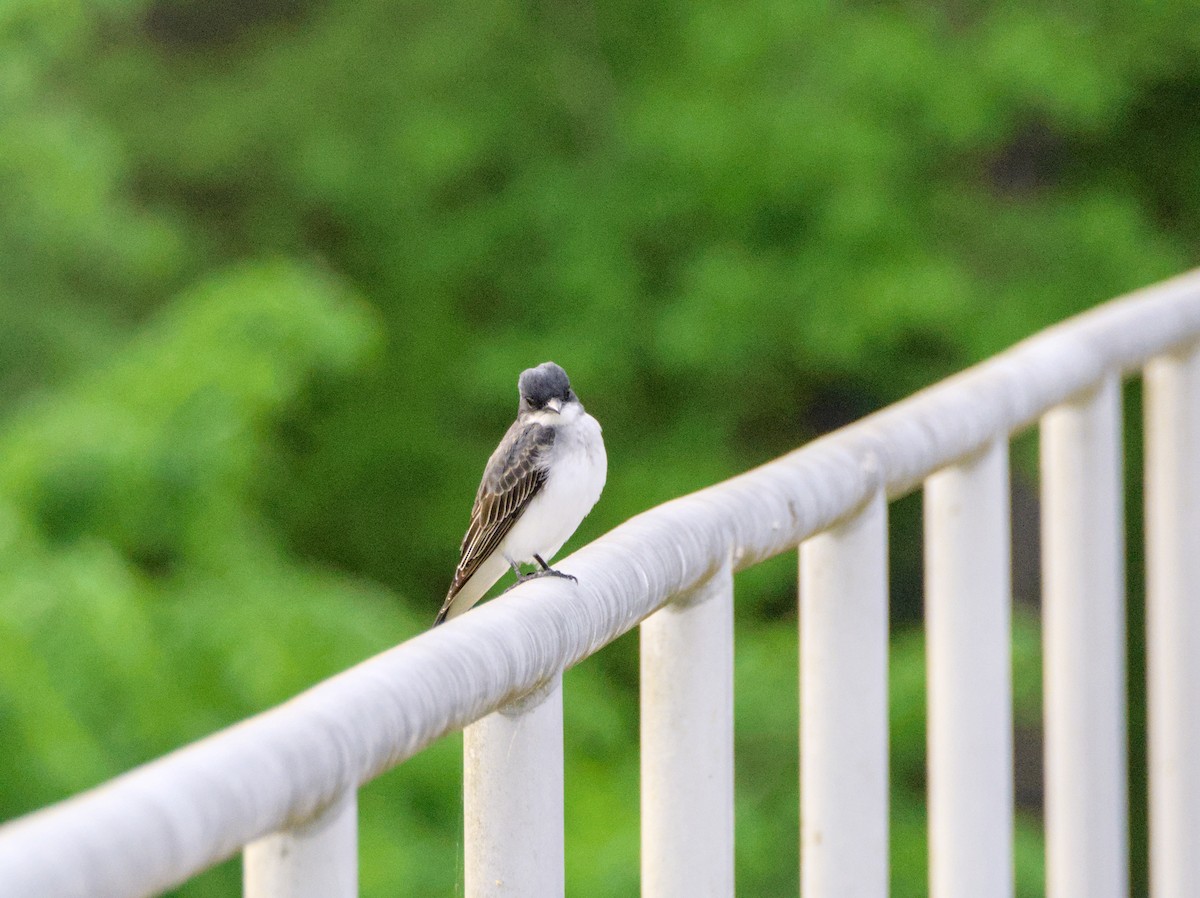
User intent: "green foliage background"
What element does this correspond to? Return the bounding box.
[2,0,1198,894]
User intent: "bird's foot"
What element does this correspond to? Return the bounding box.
[530,567,577,583]
[507,558,577,589]
[508,560,538,585]
[531,553,575,579]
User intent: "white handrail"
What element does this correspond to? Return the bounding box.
[2,270,1200,897]
[641,561,735,897]
[1040,376,1129,897]
[243,790,357,898]
[924,439,1013,898]
[799,489,889,897]
[1144,342,1200,898]
[464,676,564,896]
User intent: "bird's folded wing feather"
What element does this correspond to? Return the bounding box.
[446,420,555,600]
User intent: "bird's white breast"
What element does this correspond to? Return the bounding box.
[501,404,606,565]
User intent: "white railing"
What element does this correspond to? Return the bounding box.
[2,272,1200,898]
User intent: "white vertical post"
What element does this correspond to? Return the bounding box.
[924,440,1014,898]
[640,560,735,898]
[464,675,564,898]
[800,488,889,898]
[1040,374,1128,898]
[243,789,357,898]
[1145,343,1200,898]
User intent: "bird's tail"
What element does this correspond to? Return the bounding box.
[432,553,508,626]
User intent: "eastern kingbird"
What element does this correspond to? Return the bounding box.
[434,361,607,625]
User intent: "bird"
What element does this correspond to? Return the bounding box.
[433,361,607,625]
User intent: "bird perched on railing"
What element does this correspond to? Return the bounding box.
[434,361,607,625]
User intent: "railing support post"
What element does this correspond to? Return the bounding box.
[1145,343,1200,897]
[1040,375,1128,898]
[924,440,1014,898]
[464,675,564,898]
[640,560,735,898]
[243,789,357,898]
[800,488,888,898]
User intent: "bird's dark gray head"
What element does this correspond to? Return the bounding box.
[518,361,577,413]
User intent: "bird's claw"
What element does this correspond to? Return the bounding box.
[504,566,577,593]
[534,568,576,583]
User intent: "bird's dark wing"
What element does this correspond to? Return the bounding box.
[442,419,555,605]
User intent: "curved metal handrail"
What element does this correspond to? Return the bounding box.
[2,269,1199,897]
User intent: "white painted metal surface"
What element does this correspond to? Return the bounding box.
[464,676,564,898]
[1040,375,1128,898]
[0,271,1199,898]
[924,440,1014,898]
[1144,341,1200,898]
[243,790,357,898]
[800,489,889,898]
[640,561,735,898]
